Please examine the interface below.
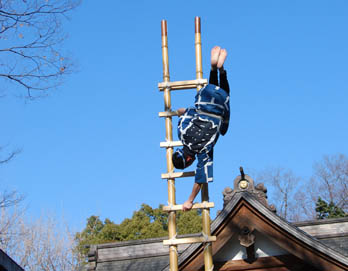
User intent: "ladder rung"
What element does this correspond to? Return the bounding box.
[162,202,214,211]
[160,141,183,148]
[158,111,179,117]
[161,171,195,179]
[163,236,216,246]
[158,79,208,91]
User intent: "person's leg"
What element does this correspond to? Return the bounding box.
[219,69,230,94]
[182,147,213,210]
[217,49,229,94]
[209,46,220,85]
[209,70,218,86]
[195,148,214,184]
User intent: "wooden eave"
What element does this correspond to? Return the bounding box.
[162,192,348,271]
[214,254,316,271]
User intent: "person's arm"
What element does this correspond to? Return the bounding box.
[182,183,201,211]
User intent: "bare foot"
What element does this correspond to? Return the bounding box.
[176,108,186,116]
[217,49,227,69]
[182,200,193,211]
[211,46,221,69]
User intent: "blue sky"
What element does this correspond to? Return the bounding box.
[1,1,348,230]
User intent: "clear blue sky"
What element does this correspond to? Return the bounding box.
[1,1,348,230]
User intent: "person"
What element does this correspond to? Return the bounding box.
[172,46,230,211]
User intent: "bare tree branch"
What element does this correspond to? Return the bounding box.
[257,154,348,222]
[0,205,81,271]
[0,190,24,209]
[257,167,303,221]
[0,146,21,165]
[311,153,348,212]
[0,0,80,99]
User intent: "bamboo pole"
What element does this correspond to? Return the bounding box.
[159,111,179,118]
[201,184,213,271]
[163,202,214,211]
[161,20,178,271]
[160,141,183,148]
[195,17,203,89]
[195,16,214,271]
[163,236,216,245]
[161,171,195,179]
[158,78,207,90]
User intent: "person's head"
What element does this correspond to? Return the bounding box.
[172,148,195,169]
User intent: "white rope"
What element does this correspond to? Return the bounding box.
[202,201,210,209]
[162,82,171,88]
[202,231,212,252]
[197,78,207,85]
[204,242,211,251]
[169,233,177,241]
[167,201,173,209]
[202,231,209,242]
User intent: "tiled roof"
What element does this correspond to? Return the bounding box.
[87,194,348,271]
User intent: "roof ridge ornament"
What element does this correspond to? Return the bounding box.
[222,167,276,212]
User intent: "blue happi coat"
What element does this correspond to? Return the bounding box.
[178,84,230,183]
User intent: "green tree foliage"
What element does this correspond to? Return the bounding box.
[315,197,347,219]
[75,204,202,257]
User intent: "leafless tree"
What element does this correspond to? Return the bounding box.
[0,190,24,209]
[0,205,81,271]
[0,161,80,271]
[0,146,24,210]
[0,0,80,98]
[256,154,348,222]
[257,167,303,221]
[292,185,317,221]
[310,153,348,212]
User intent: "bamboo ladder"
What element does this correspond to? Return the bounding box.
[158,17,215,271]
